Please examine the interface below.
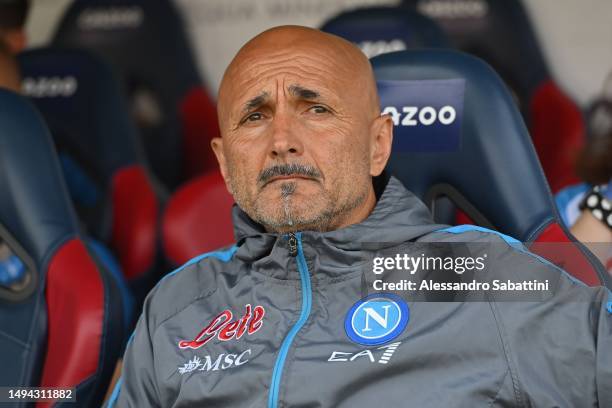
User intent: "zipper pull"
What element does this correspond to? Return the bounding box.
[288,233,298,257]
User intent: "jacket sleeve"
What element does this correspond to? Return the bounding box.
[107,293,161,408]
[595,296,612,407]
[490,249,612,407]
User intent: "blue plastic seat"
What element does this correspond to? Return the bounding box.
[0,89,125,406]
[18,47,165,306]
[322,6,450,58]
[52,0,220,188]
[371,50,609,288]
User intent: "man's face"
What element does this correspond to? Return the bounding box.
[213,28,391,233]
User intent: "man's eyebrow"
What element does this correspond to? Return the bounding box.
[242,92,270,113]
[288,85,320,100]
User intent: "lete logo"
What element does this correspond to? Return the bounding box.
[178,304,265,349]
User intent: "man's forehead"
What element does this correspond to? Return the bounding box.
[240,85,323,110]
[223,50,352,100]
[218,26,379,120]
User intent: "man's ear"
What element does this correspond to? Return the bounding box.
[211,137,231,190]
[369,113,394,177]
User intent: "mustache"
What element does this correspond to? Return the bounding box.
[257,163,322,187]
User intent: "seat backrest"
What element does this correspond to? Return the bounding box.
[321,6,450,58]
[18,48,162,299]
[371,49,609,288]
[401,0,584,192]
[52,0,219,187]
[162,170,235,267]
[0,89,124,406]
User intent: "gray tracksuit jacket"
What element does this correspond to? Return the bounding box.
[110,177,612,408]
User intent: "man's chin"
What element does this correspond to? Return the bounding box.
[259,180,321,200]
[252,204,329,233]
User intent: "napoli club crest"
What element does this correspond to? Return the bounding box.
[345,293,409,346]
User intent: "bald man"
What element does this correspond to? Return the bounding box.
[212,26,389,235]
[109,26,611,407]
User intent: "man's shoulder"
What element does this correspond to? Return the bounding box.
[417,224,521,245]
[416,224,589,288]
[144,244,240,331]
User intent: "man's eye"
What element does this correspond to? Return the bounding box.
[245,112,263,122]
[309,105,330,114]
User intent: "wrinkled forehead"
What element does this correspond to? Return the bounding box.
[225,50,350,100]
[219,43,372,117]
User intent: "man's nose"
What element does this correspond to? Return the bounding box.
[269,113,304,158]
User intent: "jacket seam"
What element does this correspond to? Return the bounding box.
[488,300,525,407]
[251,270,304,285]
[152,286,218,338]
[487,368,510,407]
[150,247,239,336]
[326,272,365,285]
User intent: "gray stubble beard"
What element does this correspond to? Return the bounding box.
[280,182,296,227]
[256,180,368,233]
[231,173,370,233]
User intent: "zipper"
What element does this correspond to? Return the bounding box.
[288,233,298,257]
[268,232,312,408]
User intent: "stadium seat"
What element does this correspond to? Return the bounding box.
[162,170,235,267]
[18,47,165,304]
[0,89,124,406]
[321,6,450,58]
[52,0,220,189]
[401,0,584,192]
[371,49,609,288]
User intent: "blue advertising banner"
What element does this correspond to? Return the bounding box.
[377,78,465,152]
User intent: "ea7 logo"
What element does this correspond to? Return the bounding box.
[358,39,407,59]
[328,342,402,365]
[22,76,78,98]
[382,105,456,126]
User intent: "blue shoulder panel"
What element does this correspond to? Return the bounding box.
[163,244,238,281]
[436,225,584,286]
[437,225,521,244]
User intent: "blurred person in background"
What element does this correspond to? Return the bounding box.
[0,39,20,91]
[0,0,29,91]
[556,73,612,273]
[0,0,28,54]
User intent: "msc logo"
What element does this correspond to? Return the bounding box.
[382,105,456,127]
[177,349,251,375]
[345,293,409,346]
[22,76,78,98]
[77,6,144,30]
[358,39,407,59]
